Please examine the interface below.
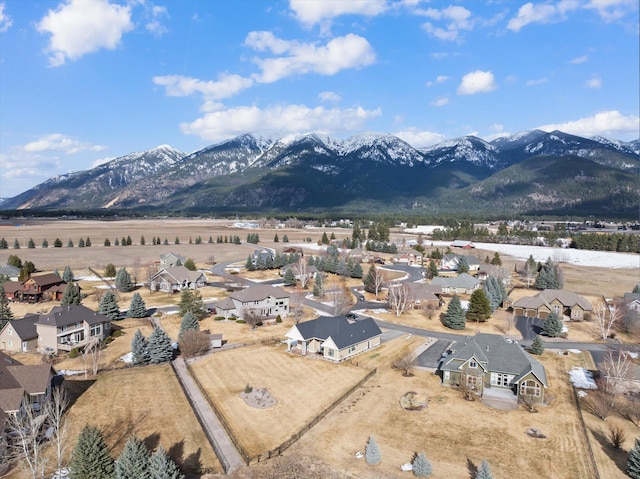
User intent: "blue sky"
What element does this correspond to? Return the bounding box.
[0,0,638,198]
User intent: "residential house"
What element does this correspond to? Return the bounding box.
[476,264,508,282]
[211,285,290,320]
[282,246,303,256]
[0,264,20,281]
[148,266,207,293]
[160,252,186,268]
[4,273,68,302]
[451,240,475,249]
[511,289,592,320]
[0,351,55,415]
[35,305,112,353]
[401,283,443,309]
[431,273,481,295]
[439,333,548,405]
[281,264,318,283]
[440,254,480,272]
[251,248,276,266]
[348,247,371,264]
[0,315,38,352]
[623,292,640,312]
[393,251,423,266]
[286,315,382,362]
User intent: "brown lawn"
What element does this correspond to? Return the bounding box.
[188,344,373,457]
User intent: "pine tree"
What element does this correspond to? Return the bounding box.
[628,436,640,479]
[633,284,640,294]
[78,237,86,248]
[178,289,206,319]
[0,285,14,329]
[148,446,185,479]
[98,291,120,321]
[490,252,502,266]
[412,451,432,477]
[183,259,196,271]
[128,293,148,318]
[148,327,173,363]
[115,436,150,479]
[27,238,35,248]
[140,235,146,245]
[475,459,494,479]
[363,264,377,294]
[54,238,62,247]
[0,238,7,249]
[104,238,111,247]
[313,273,324,297]
[530,335,544,355]
[86,237,91,247]
[365,436,381,465]
[104,263,117,278]
[179,311,199,336]
[466,289,491,323]
[67,239,74,248]
[282,234,289,243]
[13,238,20,249]
[273,233,279,242]
[132,329,150,365]
[69,425,114,479]
[458,256,470,273]
[283,268,296,286]
[42,238,48,248]
[61,283,82,305]
[542,311,563,337]
[115,268,134,292]
[62,265,74,282]
[321,232,329,244]
[443,294,466,330]
[428,260,439,278]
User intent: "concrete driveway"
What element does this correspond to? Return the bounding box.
[415,339,452,369]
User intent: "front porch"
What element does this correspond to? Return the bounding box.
[481,386,518,410]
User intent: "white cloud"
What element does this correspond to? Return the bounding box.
[526,77,548,86]
[288,0,388,27]
[318,91,341,102]
[37,0,134,66]
[245,32,376,83]
[586,0,639,22]
[570,54,588,64]
[0,3,13,32]
[22,134,105,154]
[421,5,473,41]
[153,74,254,100]
[538,110,640,140]
[180,104,382,142]
[144,4,169,37]
[426,75,450,87]
[507,1,580,31]
[431,97,449,107]
[585,76,602,89]
[394,129,447,148]
[457,70,497,95]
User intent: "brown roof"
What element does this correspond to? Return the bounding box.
[1,315,38,340]
[2,281,21,294]
[24,273,65,287]
[0,388,24,413]
[6,364,54,394]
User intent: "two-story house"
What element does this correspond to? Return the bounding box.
[34,305,112,353]
[0,351,55,415]
[3,273,68,302]
[212,285,290,320]
[148,266,207,293]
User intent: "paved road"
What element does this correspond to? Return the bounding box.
[172,357,246,474]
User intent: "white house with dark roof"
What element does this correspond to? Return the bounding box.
[431,273,481,294]
[211,285,290,319]
[286,315,382,362]
[148,266,207,293]
[511,289,592,320]
[439,333,548,405]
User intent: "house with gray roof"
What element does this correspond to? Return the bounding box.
[0,314,38,352]
[160,252,186,268]
[511,289,592,320]
[440,254,481,272]
[0,264,20,280]
[0,351,55,416]
[431,273,481,294]
[623,292,640,312]
[148,266,207,293]
[35,305,112,353]
[211,285,290,320]
[439,333,548,405]
[286,315,382,362]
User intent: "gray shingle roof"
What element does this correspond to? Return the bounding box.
[512,289,592,311]
[37,305,110,328]
[0,264,20,277]
[440,333,547,387]
[2,315,38,340]
[230,285,290,302]
[431,273,480,290]
[294,316,382,350]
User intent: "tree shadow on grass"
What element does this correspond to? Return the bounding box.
[144,432,161,453]
[102,411,148,453]
[466,457,478,478]
[61,378,96,408]
[183,447,202,475]
[168,439,185,466]
[590,426,629,474]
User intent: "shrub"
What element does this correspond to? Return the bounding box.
[69,347,79,358]
[214,316,225,321]
[111,330,125,338]
[179,330,210,358]
[275,315,282,323]
[236,319,246,324]
[244,383,253,394]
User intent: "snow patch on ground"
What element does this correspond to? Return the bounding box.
[569,366,597,389]
[57,370,86,376]
[120,352,133,363]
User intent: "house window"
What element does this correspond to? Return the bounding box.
[553,305,561,314]
[90,324,102,337]
[469,359,477,368]
[444,371,450,380]
[7,328,12,335]
[349,345,357,353]
[7,341,12,347]
[520,380,541,397]
[327,349,334,357]
[491,373,510,387]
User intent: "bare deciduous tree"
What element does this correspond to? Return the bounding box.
[290,287,306,324]
[582,379,615,420]
[328,279,351,316]
[618,393,640,426]
[387,282,412,317]
[45,386,69,475]
[82,337,102,377]
[393,348,415,376]
[594,302,621,340]
[371,267,385,298]
[243,308,263,330]
[179,330,211,357]
[292,259,310,289]
[603,350,631,401]
[5,404,47,479]
[605,422,627,449]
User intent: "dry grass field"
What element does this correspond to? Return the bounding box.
[188,344,373,458]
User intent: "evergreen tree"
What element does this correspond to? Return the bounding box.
[490,252,502,266]
[78,237,85,248]
[0,285,14,329]
[313,273,324,297]
[534,257,563,290]
[54,238,62,247]
[530,335,544,355]
[412,451,432,477]
[282,234,289,243]
[246,255,255,271]
[183,259,196,271]
[542,311,563,337]
[179,311,199,336]
[428,260,439,278]
[7,255,21,269]
[442,294,466,330]
[115,268,134,292]
[163,238,168,245]
[0,238,7,249]
[458,256,470,274]
[365,436,381,465]
[140,235,146,246]
[364,265,377,294]
[67,239,74,248]
[321,232,329,244]
[178,289,206,319]
[128,293,148,318]
[149,446,185,479]
[42,238,48,248]
[148,327,173,363]
[69,425,114,479]
[27,238,35,248]
[127,235,132,246]
[466,289,491,323]
[104,238,111,247]
[274,233,279,242]
[475,459,494,479]
[628,436,640,479]
[208,235,213,244]
[114,238,120,246]
[85,237,91,247]
[61,283,82,305]
[633,284,640,294]
[132,329,150,365]
[104,263,117,278]
[115,436,150,479]
[351,262,364,279]
[98,291,120,321]
[62,265,74,282]
[13,238,20,249]
[283,268,296,286]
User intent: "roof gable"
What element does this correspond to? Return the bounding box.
[292,316,382,350]
[37,305,110,327]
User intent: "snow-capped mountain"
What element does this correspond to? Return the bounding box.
[2,130,638,215]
